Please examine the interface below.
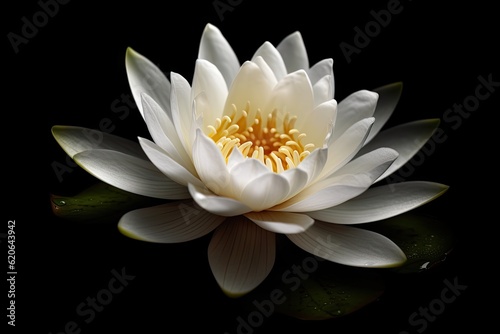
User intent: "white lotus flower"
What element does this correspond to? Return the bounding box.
[52,24,448,297]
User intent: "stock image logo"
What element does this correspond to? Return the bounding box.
[48,267,135,334]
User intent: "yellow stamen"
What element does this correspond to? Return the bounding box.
[207,102,315,173]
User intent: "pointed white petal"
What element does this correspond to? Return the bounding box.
[138,137,203,187]
[297,99,337,148]
[227,145,246,171]
[287,222,407,267]
[73,149,189,199]
[333,90,378,142]
[118,201,225,243]
[296,147,328,184]
[222,61,275,121]
[277,31,309,72]
[357,119,441,182]
[198,23,240,87]
[126,48,171,119]
[208,216,275,297]
[192,59,228,131]
[141,93,194,172]
[52,126,146,159]
[307,181,449,224]
[319,117,375,180]
[252,56,279,88]
[192,129,230,195]
[312,75,334,107]
[274,174,368,212]
[366,82,403,143]
[275,147,397,212]
[279,167,309,200]
[170,72,194,154]
[308,58,334,88]
[265,70,314,131]
[252,41,287,81]
[188,184,252,216]
[245,211,314,234]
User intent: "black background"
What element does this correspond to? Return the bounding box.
[5,0,498,333]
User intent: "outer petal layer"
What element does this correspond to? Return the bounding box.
[366,82,403,143]
[208,216,275,297]
[287,222,407,267]
[118,201,225,243]
[52,126,146,159]
[198,23,240,87]
[126,48,171,119]
[73,149,190,199]
[357,119,440,182]
[307,181,449,224]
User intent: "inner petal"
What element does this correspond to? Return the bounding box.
[207,102,315,173]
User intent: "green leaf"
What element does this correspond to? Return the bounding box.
[50,182,161,222]
[365,213,455,274]
[275,264,384,320]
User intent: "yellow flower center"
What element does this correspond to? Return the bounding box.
[207,103,315,173]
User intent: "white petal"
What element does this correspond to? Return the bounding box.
[279,167,309,200]
[296,147,328,184]
[308,58,334,88]
[192,129,230,195]
[297,99,337,148]
[52,126,146,159]
[227,145,246,170]
[126,48,171,119]
[277,31,309,72]
[307,181,449,224]
[331,147,399,178]
[274,174,369,212]
[240,173,290,211]
[138,137,203,187]
[222,61,275,121]
[357,119,440,182]
[208,216,275,297]
[73,149,190,199]
[312,75,333,107]
[170,72,194,154]
[332,90,378,143]
[287,222,407,268]
[192,59,228,131]
[252,56,279,88]
[319,118,375,180]
[141,93,194,172]
[275,147,397,212]
[198,23,240,87]
[265,70,314,132]
[228,158,270,197]
[188,184,252,216]
[252,41,287,81]
[366,82,403,143]
[118,201,225,243]
[245,211,314,234]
